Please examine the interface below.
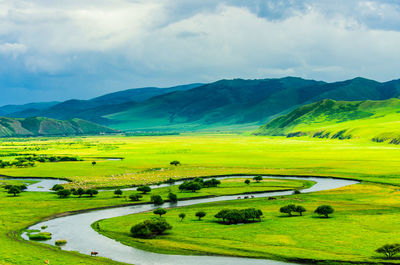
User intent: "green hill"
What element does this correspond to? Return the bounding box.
[0,117,118,137]
[255,98,400,144]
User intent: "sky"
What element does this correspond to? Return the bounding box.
[1,0,400,105]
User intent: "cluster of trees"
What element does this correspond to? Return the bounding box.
[280,204,334,218]
[280,204,306,216]
[3,184,27,196]
[130,219,172,239]
[179,178,221,192]
[152,208,206,221]
[52,185,98,198]
[243,176,263,185]
[0,155,81,169]
[215,208,263,224]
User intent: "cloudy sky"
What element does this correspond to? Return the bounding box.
[1,0,400,105]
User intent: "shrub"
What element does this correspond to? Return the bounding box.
[153,208,167,217]
[114,189,123,197]
[179,213,186,221]
[253,176,263,182]
[85,189,99,197]
[168,193,178,203]
[57,189,71,198]
[55,239,67,246]
[195,211,206,220]
[376,244,400,259]
[28,232,52,241]
[293,190,301,194]
[129,194,143,201]
[131,219,172,238]
[137,185,151,194]
[314,205,334,218]
[178,181,202,192]
[151,195,164,205]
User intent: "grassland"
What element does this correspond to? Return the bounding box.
[0,134,400,264]
[95,182,400,264]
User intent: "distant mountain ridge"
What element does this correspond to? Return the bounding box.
[4,77,400,132]
[0,117,118,137]
[255,98,400,144]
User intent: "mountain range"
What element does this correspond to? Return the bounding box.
[3,77,400,133]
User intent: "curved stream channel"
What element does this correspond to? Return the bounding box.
[17,176,358,265]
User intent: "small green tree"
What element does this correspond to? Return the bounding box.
[179,213,186,221]
[73,188,85,197]
[168,193,178,203]
[244,179,251,185]
[8,186,21,196]
[170,160,181,166]
[57,189,71,198]
[253,176,263,183]
[137,185,151,194]
[86,189,99,197]
[195,211,206,220]
[129,194,143,201]
[314,205,334,218]
[376,244,400,259]
[294,205,306,216]
[114,189,123,197]
[151,195,164,205]
[153,208,167,217]
[280,204,296,216]
[92,161,96,166]
[52,184,64,191]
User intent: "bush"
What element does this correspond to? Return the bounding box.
[244,179,251,185]
[57,189,71,198]
[215,208,263,224]
[195,211,206,220]
[293,190,301,194]
[151,195,164,205]
[55,239,67,246]
[178,181,202,192]
[168,193,178,203]
[129,194,143,201]
[153,208,167,217]
[376,244,400,259]
[28,232,52,241]
[137,185,151,194]
[114,189,123,197]
[131,219,172,238]
[314,205,334,218]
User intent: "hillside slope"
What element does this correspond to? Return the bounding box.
[0,117,118,137]
[255,98,400,144]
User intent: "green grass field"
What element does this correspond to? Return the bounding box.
[0,134,400,264]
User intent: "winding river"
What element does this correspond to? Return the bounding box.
[18,176,358,265]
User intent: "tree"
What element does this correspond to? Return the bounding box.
[8,186,21,196]
[314,205,334,218]
[52,184,64,191]
[203,178,221,188]
[73,188,85,197]
[179,213,186,221]
[280,204,296,216]
[165,178,176,185]
[168,193,178,203]
[153,208,167,217]
[57,189,71,198]
[86,189,99,197]
[179,181,202,192]
[376,244,400,259]
[195,211,206,220]
[92,161,96,166]
[253,176,263,183]
[137,185,151,194]
[244,179,251,185]
[129,194,143,201]
[19,184,27,191]
[170,160,181,166]
[131,219,172,238]
[294,205,306,216]
[114,189,123,197]
[151,195,164,205]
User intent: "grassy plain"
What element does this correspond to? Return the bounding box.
[96,182,400,264]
